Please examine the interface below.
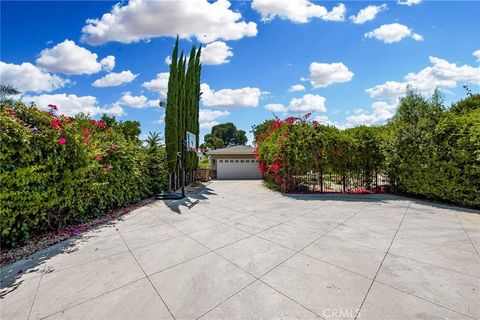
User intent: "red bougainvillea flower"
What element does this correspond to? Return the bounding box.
[95,154,103,161]
[96,120,106,128]
[4,108,16,116]
[312,120,319,126]
[271,163,280,173]
[285,117,298,124]
[51,119,63,130]
[48,104,58,111]
[271,120,282,129]
[104,165,111,172]
[57,137,67,145]
[90,120,97,126]
[275,176,282,183]
[258,162,266,173]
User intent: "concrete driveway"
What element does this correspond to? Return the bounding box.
[1,180,479,320]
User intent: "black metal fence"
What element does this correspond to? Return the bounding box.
[280,170,390,193]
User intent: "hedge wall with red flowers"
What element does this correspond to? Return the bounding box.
[254,90,480,208]
[0,100,168,246]
[254,113,384,193]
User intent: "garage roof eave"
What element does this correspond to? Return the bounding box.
[206,145,256,156]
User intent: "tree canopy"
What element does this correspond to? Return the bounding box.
[202,122,248,150]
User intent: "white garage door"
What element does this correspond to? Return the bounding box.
[217,158,262,180]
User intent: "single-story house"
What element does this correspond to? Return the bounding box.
[206,146,262,180]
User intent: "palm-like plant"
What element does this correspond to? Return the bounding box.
[146,131,162,148]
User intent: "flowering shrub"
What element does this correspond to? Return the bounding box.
[255,114,384,193]
[0,100,167,246]
[255,90,480,208]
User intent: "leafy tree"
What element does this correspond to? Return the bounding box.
[234,130,248,146]
[251,120,273,144]
[120,121,141,142]
[204,122,248,149]
[203,134,224,150]
[384,88,445,194]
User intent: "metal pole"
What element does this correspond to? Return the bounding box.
[181,139,186,197]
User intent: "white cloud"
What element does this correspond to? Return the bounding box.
[154,114,165,124]
[349,4,387,24]
[265,103,287,112]
[0,61,67,93]
[92,70,138,87]
[165,55,172,65]
[365,23,423,44]
[201,41,234,65]
[252,0,346,23]
[116,92,159,108]
[288,84,306,92]
[22,93,124,117]
[81,0,257,45]
[288,94,326,113]
[473,50,480,62]
[36,39,112,75]
[366,81,407,102]
[313,115,345,129]
[367,56,480,101]
[100,55,115,72]
[322,3,346,22]
[307,62,354,88]
[199,109,230,122]
[142,72,169,97]
[346,101,396,126]
[397,0,422,6]
[200,121,220,130]
[201,83,262,108]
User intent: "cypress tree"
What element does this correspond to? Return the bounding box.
[164,38,202,177]
[192,46,201,169]
[165,37,179,173]
[185,46,196,171]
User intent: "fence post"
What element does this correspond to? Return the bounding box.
[342,174,346,193]
[320,168,324,193]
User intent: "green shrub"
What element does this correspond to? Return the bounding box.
[0,100,167,246]
[255,90,479,208]
[197,157,210,169]
[385,90,480,207]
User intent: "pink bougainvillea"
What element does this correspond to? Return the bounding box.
[57,137,67,145]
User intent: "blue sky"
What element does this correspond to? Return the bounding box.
[1,0,479,143]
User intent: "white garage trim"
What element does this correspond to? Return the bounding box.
[217,158,262,180]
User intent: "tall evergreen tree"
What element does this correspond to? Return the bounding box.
[165,37,179,173]
[164,38,202,178]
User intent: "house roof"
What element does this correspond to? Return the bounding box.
[206,145,256,155]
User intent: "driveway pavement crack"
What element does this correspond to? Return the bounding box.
[354,201,411,320]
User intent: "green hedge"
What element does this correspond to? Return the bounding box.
[255,90,480,208]
[0,100,167,246]
[384,90,480,208]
